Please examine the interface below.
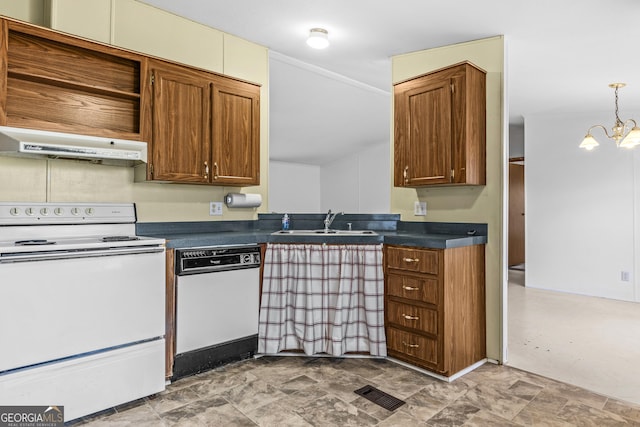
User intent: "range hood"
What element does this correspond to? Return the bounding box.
[0,126,148,166]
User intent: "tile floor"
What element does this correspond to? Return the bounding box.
[508,268,640,405]
[70,356,640,426]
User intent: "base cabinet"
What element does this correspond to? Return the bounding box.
[384,244,485,376]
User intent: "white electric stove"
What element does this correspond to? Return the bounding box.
[0,202,166,422]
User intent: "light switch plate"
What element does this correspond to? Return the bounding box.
[209,202,223,216]
[414,201,427,216]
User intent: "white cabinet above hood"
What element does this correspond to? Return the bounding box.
[0,126,148,166]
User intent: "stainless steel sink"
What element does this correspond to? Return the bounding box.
[271,229,378,236]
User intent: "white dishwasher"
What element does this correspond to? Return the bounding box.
[173,244,260,380]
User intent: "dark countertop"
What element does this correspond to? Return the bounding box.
[136,214,487,250]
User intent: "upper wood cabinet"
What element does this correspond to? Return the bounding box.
[211,77,260,186]
[144,58,260,185]
[147,59,211,183]
[394,61,486,187]
[0,18,143,141]
[0,17,261,184]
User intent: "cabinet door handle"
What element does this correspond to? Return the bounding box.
[213,162,219,180]
[402,341,419,349]
[403,165,409,183]
[402,314,419,321]
[402,285,419,291]
[204,161,209,179]
[403,257,419,263]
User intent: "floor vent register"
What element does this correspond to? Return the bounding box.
[354,385,406,411]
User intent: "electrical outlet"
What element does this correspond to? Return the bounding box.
[414,201,427,216]
[209,202,223,216]
[621,271,631,282]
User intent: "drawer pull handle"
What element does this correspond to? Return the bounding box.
[402,341,419,349]
[402,285,419,291]
[403,257,419,263]
[403,314,419,320]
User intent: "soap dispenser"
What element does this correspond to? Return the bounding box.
[282,213,290,231]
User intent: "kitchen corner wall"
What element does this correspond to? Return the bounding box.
[0,0,269,222]
[526,111,640,303]
[391,36,506,362]
[269,161,322,213]
[320,142,390,214]
[269,141,390,214]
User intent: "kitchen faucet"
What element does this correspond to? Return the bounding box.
[323,209,343,232]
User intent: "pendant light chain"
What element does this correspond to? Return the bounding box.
[614,85,622,127]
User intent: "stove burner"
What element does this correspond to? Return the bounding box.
[15,239,56,246]
[101,236,140,242]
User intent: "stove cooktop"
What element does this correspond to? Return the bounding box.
[0,203,164,255]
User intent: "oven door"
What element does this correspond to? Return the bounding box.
[0,247,165,373]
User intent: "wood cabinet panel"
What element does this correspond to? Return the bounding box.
[387,300,437,335]
[443,244,486,373]
[387,327,439,367]
[211,77,260,185]
[165,248,176,379]
[402,80,451,185]
[387,273,438,305]
[385,245,439,274]
[149,60,211,183]
[394,61,485,187]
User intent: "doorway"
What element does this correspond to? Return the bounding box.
[508,158,525,269]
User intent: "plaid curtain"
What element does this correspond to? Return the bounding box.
[258,243,386,356]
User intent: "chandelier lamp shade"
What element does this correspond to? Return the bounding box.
[579,83,640,150]
[306,28,329,49]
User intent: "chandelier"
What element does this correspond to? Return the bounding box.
[579,83,640,150]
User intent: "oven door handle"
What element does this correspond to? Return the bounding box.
[0,246,165,263]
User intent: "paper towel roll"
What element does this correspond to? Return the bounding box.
[224,193,262,208]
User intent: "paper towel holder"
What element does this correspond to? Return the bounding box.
[224,192,262,208]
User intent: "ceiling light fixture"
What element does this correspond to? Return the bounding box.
[306,28,329,49]
[579,83,640,150]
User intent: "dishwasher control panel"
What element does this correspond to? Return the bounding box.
[176,245,261,275]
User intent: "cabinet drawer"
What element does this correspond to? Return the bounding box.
[387,300,437,335]
[387,273,438,305]
[386,246,439,274]
[386,327,438,365]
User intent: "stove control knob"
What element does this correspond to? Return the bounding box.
[25,207,35,216]
[40,207,50,216]
[85,207,95,216]
[54,207,64,216]
[70,207,80,216]
[9,207,20,216]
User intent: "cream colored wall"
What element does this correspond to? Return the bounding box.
[0,0,269,222]
[44,0,111,43]
[111,0,224,73]
[391,36,505,361]
[0,1,44,25]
